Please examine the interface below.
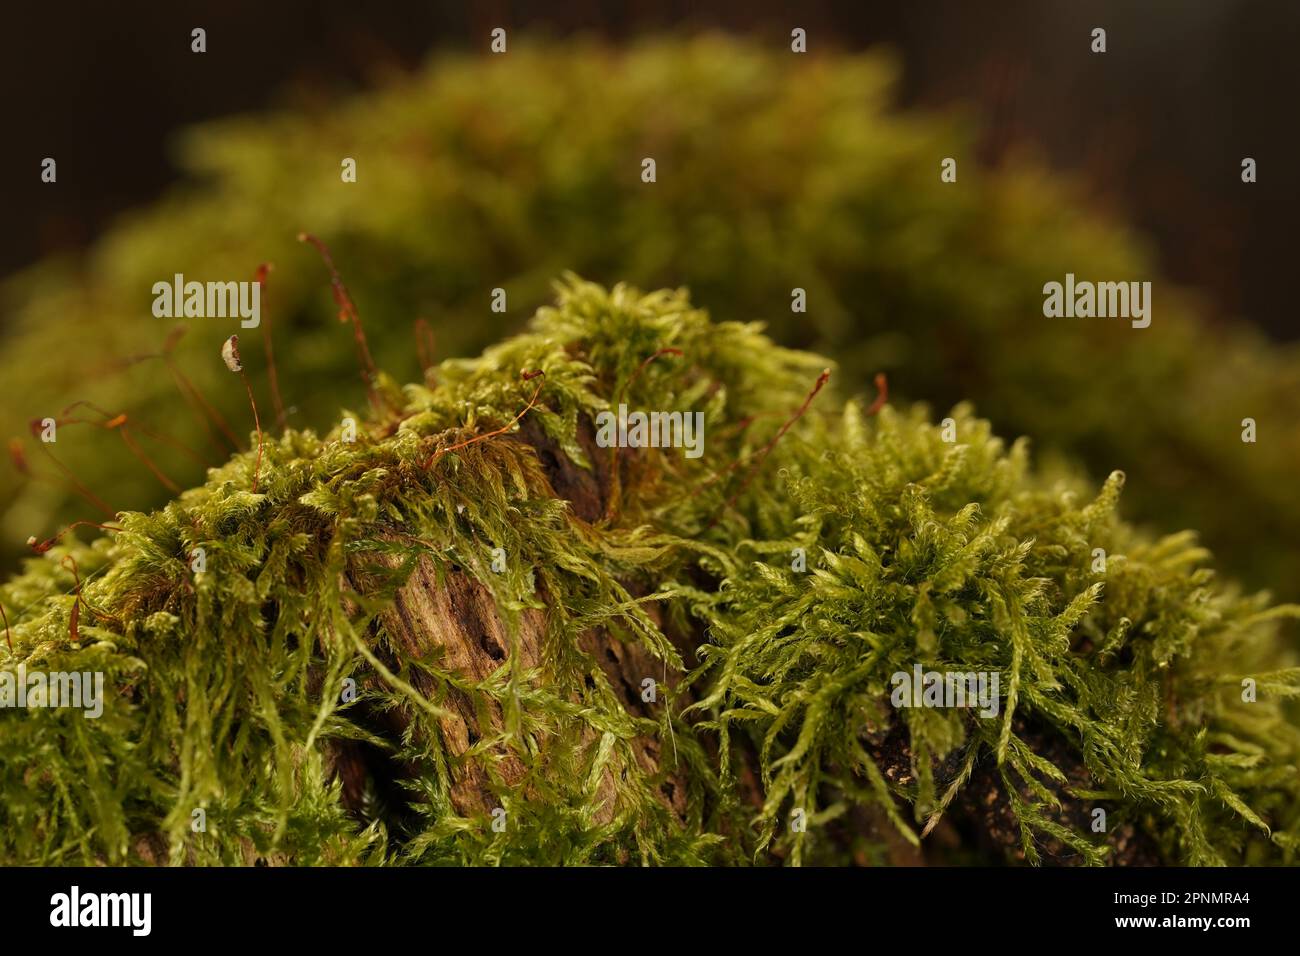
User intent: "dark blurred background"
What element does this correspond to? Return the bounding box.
[3,0,1298,338]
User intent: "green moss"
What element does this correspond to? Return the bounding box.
[1,278,1296,866]
[2,37,1299,604]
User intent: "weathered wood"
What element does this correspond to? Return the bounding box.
[331,419,691,827]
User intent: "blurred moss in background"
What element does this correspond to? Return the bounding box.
[2,36,1297,602]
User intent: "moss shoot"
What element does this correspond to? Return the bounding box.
[3,37,1300,604]
[1,277,1297,866]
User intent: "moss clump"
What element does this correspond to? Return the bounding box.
[1,277,1296,866]
[2,37,1299,603]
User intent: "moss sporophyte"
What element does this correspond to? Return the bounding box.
[0,270,1297,866]
[5,38,1300,607]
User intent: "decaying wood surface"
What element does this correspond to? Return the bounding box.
[332,418,694,830]
[326,417,1156,864]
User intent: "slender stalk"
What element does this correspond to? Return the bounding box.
[255,262,287,430]
[28,520,122,555]
[58,402,188,493]
[61,554,82,643]
[414,318,437,385]
[706,368,833,529]
[222,335,264,493]
[604,348,684,522]
[298,232,379,409]
[29,438,115,519]
[427,371,545,466]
